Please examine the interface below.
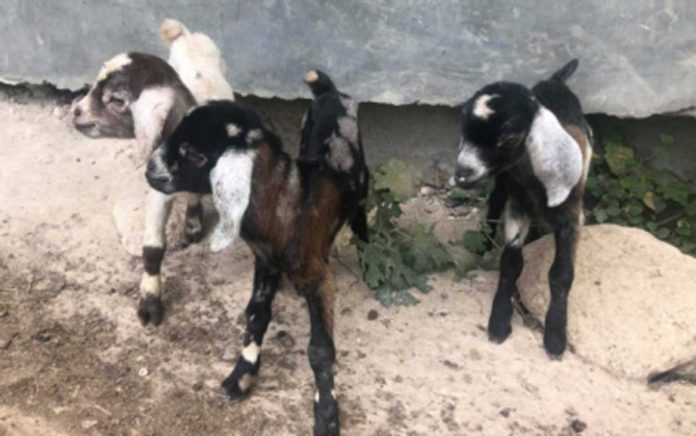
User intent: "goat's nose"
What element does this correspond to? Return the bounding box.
[73,106,82,117]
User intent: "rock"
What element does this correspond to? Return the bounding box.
[81,419,98,430]
[518,224,696,380]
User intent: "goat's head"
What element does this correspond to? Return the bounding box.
[72,52,194,147]
[454,81,585,208]
[454,82,538,188]
[146,100,269,251]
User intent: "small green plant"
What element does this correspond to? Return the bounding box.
[586,133,696,253]
[355,160,453,306]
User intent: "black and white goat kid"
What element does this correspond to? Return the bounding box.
[146,83,368,434]
[71,53,202,325]
[453,60,593,357]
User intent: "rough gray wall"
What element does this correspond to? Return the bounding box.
[2,0,695,117]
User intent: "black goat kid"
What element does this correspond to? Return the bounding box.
[146,91,367,434]
[453,60,593,357]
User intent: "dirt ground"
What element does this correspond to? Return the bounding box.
[0,96,694,436]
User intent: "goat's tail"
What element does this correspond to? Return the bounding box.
[159,19,190,46]
[304,69,337,98]
[549,59,579,83]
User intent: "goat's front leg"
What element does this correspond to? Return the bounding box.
[222,258,280,401]
[482,176,507,252]
[137,188,174,326]
[303,270,339,436]
[184,193,205,244]
[544,219,578,357]
[488,201,528,343]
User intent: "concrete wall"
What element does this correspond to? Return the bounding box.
[2,0,696,117]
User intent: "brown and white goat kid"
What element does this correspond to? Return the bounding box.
[72,53,200,325]
[145,94,367,435]
[453,60,593,357]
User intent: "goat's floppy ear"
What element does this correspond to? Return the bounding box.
[525,105,583,207]
[209,150,256,252]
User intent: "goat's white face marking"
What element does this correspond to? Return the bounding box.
[473,94,498,119]
[315,391,320,403]
[241,341,260,364]
[305,70,319,83]
[209,149,257,252]
[337,116,359,144]
[526,105,583,207]
[226,123,241,137]
[96,53,132,82]
[503,201,530,248]
[455,139,488,185]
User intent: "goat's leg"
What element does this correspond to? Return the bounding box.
[184,193,205,244]
[482,177,507,252]
[221,258,280,401]
[349,204,369,243]
[137,188,174,326]
[305,270,339,436]
[488,201,528,343]
[544,220,578,357]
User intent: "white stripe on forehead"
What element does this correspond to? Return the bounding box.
[96,53,132,82]
[472,94,498,119]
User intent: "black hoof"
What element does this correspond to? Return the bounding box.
[137,295,164,326]
[543,329,566,358]
[487,320,512,344]
[221,375,253,403]
[314,397,340,436]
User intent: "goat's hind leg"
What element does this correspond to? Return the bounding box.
[222,258,280,401]
[487,200,528,343]
[138,188,174,326]
[544,219,578,358]
[303,269,340,436]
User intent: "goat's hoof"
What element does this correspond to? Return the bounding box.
[221,375,253,403]
[314,398,340,436]
[137,296,164,326]
[487,321,512,344]
[543,330,566,359]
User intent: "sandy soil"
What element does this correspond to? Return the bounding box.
[0,97,694,436]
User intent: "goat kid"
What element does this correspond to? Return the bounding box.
[72,52,202,325]
[453,59,593,357]
[146,95,368,435]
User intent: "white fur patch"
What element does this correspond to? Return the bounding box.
[139,273,162,297]
[503,201,530,248]
[242,341,260,363]
[340,96,358,118]
[209,150,257,252]
[96,53,132,82]
[455,139,488,184]
[131,87,176,158]
[473,94,498,119]
[165,21,234,102]
[246,129,262,143]
[305,70,319,83]
[337,116,359,144]
[143,187,174,247]
[526,106,583,207]
[327,133,354,172]
[226,123,241,137]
